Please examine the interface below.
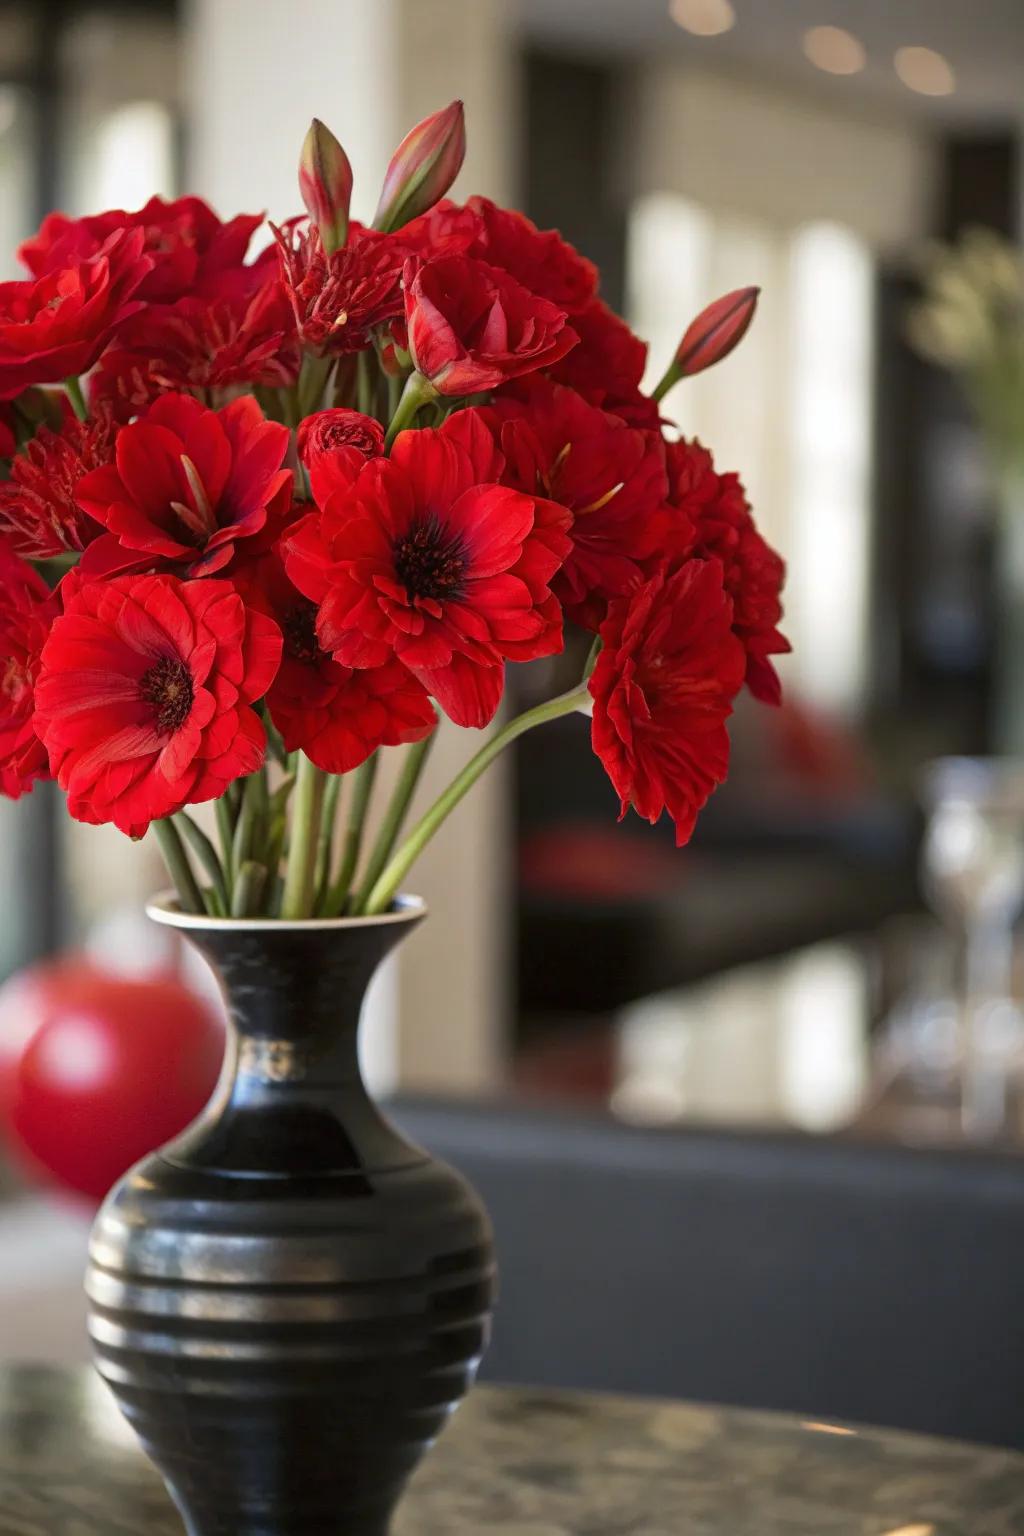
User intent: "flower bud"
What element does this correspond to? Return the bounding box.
[675,287,759,377]
[299,118,353,255]
[373,101,466,233]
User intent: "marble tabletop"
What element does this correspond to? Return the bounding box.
[1,1366,1023,1535]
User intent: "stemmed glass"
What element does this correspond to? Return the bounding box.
[921,758,1024,1136]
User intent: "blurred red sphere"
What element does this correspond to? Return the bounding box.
[0,956,225,1203]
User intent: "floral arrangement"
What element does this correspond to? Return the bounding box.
[0,103,787,921]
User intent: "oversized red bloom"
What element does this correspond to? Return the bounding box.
[548,298,659,428]
[89,279,300,423]
[283,409,572,728]
[0,230,152,399]
[0,547,57,798]
[0,407,117,558]
[404,198,598,311]
[34,573,281,837]
[492,380,670,629]
[404,255,578,396]
[19,198,264,304]
[273,218,407,355]
[235,550,435,774]
[589,559,745,846]
[297,408,384,504]
[76,392,292,579]
[665,439,789,704]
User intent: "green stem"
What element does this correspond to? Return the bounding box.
[153,818,204,914]
[363,685,591,916]
[280,753,326,919]
[650,358,682,405]
[324,753,378,915]
[216,795,236,890]
[173,811,229,913]
[351,727,437,914]
[297,353,335,418]
[315,772,343,909]
[232,860,268,917]
[64,375,89,422]
[384,371,437,450]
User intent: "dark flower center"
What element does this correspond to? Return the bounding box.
[283,601,322,663]
[393,515,467,603]
[139,655,194,734]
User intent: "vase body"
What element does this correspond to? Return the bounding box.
[86,897,496,1536]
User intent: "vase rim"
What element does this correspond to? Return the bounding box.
[146,891,427,932]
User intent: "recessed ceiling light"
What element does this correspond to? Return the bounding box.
[669,0,737,38]
[894,45,956,96]
[802,25,866,75]
[881,1526,935,1536]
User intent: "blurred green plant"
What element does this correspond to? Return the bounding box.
[909,228,1024,478]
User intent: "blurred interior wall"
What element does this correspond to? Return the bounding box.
[185,0,519,1092]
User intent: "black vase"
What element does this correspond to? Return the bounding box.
[86,895,496,1536]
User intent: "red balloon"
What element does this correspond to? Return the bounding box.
[0,956,225,1203]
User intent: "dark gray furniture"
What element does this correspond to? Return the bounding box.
[392,1097,1024,1449]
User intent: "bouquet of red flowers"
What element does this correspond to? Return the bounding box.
[0,103,787,920]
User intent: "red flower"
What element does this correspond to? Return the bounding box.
[283,409,572,728]
[89,278,299,423]
[75,392,292,579]
[0,230,152,399]
[589,559,745,846]
[404,255,578,396]
[235,550,435,774]
[273,218,407,355]
[404,198,598,311]
[0,407,117,558]
[548,299,659,428]
[665,439,789,704]
[33,572,281,837]
[297,408,385,504]
[0,546,57,798]
[493,380,669,629]
[19,198,264,304]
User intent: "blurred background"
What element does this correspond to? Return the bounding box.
[3,0,1024,1450]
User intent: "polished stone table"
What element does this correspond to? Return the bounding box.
[1,1366,1023,1535]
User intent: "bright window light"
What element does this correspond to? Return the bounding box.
[91,101,174,210]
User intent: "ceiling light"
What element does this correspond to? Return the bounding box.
[669,0,737,38]
[894,45,955,96]
[800,1420,858,1436]
[802,25,866,75]
[881,1527,935,1536]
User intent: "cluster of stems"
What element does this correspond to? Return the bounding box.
[158,680,592,922]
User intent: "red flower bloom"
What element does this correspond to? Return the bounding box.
[665,439,789,704]
[19,198,264,304]
[0,230,152,399]
[297,407,384,506]
[405,197,598,311]
[283,409,572,728]
[548,298,659,428]
[589,559,745,846]
[34,572,281,837]
[89,278,299,423]
[0,546,56,798]
[235,550,435,774]
[273,218,407,355]
[493,380,669,629]
[0,406,117,558]
[75,392,292,579]
[404,255,578,396]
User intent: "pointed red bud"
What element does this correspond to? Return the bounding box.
[373,101,466,233]
[675,286,759,377]
[299,118,353,255]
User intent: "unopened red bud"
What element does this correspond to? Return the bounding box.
[299,118,353,255]
[675,286,759,377]
[373,101,466,233]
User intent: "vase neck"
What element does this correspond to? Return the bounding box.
[163,915,424,1177]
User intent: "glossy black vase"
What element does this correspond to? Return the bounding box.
[86,895,496,1536]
